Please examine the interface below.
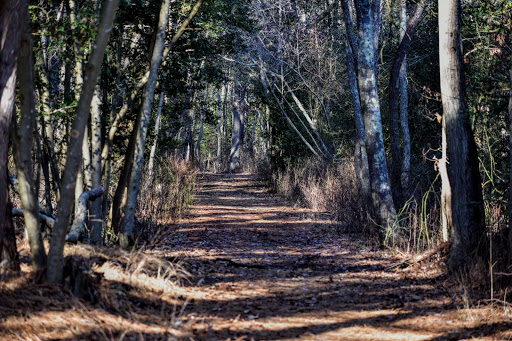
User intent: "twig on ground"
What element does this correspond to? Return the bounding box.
[388,241,451,269]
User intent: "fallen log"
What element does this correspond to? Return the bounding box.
[66,187,106,244]
[389,241,451,269]
[9,172,54,217]
[12,208,55,229]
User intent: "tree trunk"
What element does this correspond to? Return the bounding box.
[388,0,426,202]
[196,89,207,166]
[216,89,223,172]
[102,31,124,228]
[399,0,411,191]
[89,87,103,244]
[37,50,61,198]
[14,11,47,271]
[341,0,371,204]
[108,117,138,235]
[146,86,165,188]
[119,0,170,248]
[66,187,105,243]
[39,131,54,214]
[357,0,397,241]
[47,0,119,284]
[247,110,257,157]
[508,66,512,265]
[439,0,486,271]
[82,128,93,191]
[179,87,196,163]
[230,84,246,172]
[223,81,230,163]
[440,116,451,243]
[0,0,25,270]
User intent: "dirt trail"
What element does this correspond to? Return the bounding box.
[158,173,511,341]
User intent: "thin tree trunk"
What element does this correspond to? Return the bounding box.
[119,0,170,248]
[340,0,371,202]
[102,31,124,227]
[281,78,332,160]
[89,87,103,244]
[36,44,61,200]
[179,87,196,162]
[216,89,223,171]
[0,0,25,270]
[508,66,512,263]
[14,13,47,271]
[47,0,119,284]
[108,118,138,234]
[399,0,411,190]
[230,83,246,172]
[388,0,426,201]
[146,87,165,187]
[82,128,93,191]
[39,133,54,214]
[439,0,486,271]
[247,110,257,157]
[357,0,397,241]
[268,80,322,160]
[345,29,371,205]
[196,90,206,166]
[100,0,204,167]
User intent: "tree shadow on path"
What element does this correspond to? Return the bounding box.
[157,173,512,341]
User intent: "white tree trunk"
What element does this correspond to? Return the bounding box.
[119,0,171,248]
[357,0,397,240]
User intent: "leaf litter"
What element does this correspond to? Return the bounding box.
[1,173,511,340]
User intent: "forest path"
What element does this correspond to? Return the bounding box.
[157,173,505,341]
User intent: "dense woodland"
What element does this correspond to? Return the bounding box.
[1,0,512,324]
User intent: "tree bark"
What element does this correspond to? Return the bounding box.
[438,0,486,271]
[47,0,119,284]
[119,0,171,248]
[0,0,25,270]
[108,117,138,234]
[66,187,106,243]
[388,0,427,201]
[179,87,196,162]
[509,66,512,264]
[146,86,165,187]
[230,83,247,172]
[216,89,223,172]
[196,89,207,165]
[399,0,411,191]
[341,0,371,204]
[508,66,512,265]
[89,87,103,244]
[357,0,397,241]
[14,9,47,271]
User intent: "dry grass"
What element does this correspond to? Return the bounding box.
[0,242,190,340]
[271,158,449,251]
[271,158,367,233]
[138,154,197,225]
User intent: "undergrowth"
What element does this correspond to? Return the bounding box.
[138,154,197,225]
[271,158,368,234]
[270,157,446,252]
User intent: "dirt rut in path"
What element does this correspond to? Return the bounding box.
[156,173,512,341]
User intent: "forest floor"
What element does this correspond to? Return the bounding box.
[1,173,512,340]
[156,173,512,340]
